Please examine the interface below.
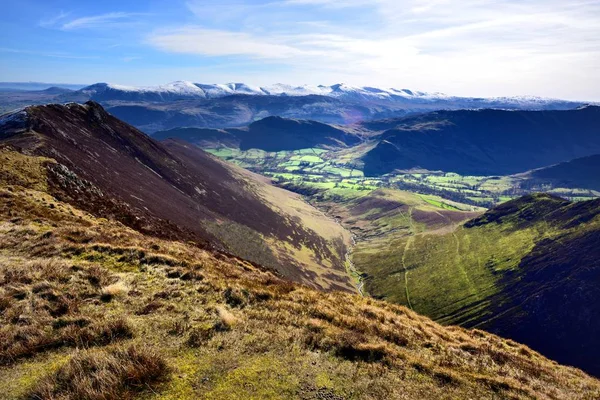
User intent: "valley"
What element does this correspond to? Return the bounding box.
[200,145,599,208]
[160,108,600,377]
[200,143,600,376]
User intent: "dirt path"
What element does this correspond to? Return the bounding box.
[434,211,477,297]
[401,207,415,310]
[345,233,365,296]
[401,235,415,310]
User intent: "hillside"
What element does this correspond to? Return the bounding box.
[0,102,354,292]
[353,193,600,376]
[524,154,600,191]
[152,127,242,148]
[153,116,362,152]
[0,150,599,399]
[240,117,361,151]
[362,106,600,176]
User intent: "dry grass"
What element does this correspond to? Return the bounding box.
[100,281,129,302]
[0,150,599,399]
[25,345,170,400]
[216,306,237,330]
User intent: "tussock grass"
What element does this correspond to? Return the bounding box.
[100,281,129,302]
[25,346,170,400]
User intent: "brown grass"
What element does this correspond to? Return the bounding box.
[100,281,129,302]
[25,345,170,400]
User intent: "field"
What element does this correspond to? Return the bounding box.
[205,146,599,208]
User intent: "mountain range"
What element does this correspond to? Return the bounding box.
[0,80,593,132]
[64,81,584,105]
[152,105,600,183]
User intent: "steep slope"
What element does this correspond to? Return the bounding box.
[0,150,598,399]
[152,116,362,151]
[524,154,600,191]
[152,127,242,148]
[362,106,600,176]
[240,116,361,151]
[356,193,600,376]
[0,102,354,292]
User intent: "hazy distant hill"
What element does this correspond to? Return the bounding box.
[524,154,600,191]
[362,106,600,176]
[0,81,85,91]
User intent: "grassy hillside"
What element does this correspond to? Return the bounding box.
[304,188,482,299]
[0,150,599,399]
[352,193,600,376]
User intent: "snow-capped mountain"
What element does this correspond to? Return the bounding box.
[20,80,591,132]
[75,81,453,102]
[72,81,586,110]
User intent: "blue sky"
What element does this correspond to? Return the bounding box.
[1,0,599,100]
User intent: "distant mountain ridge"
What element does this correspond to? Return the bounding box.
[67,80,589,107]
[67,81,448,101]
[524,154,600,191]
[362,106,600,176]
[154,116,362,151]
[1,80,594,132]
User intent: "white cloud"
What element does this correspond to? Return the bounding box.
[39,11,71,28]
[146,0,600,99]
[149,28,309,59]
[0,47,99,60]
[62,12,144,30]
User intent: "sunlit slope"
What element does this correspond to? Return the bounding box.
[354,193,600,376]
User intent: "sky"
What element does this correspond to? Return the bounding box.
[1,0,599,100]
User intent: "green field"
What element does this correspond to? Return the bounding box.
[205,146,598,209]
